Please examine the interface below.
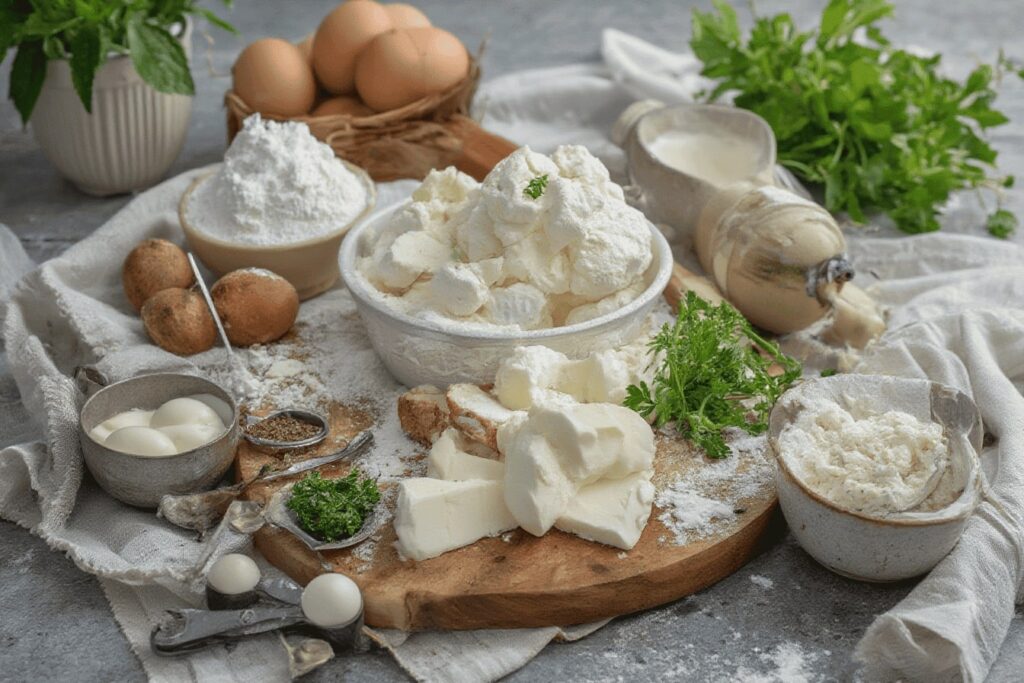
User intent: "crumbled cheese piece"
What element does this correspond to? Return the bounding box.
[555,471,655,550]
[427,429,504,481]
[778,397,949,516]
[359,145,653,330]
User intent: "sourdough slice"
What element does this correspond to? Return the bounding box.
[446,383,518,451]
[398,385,450,446]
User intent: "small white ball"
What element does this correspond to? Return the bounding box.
[151,397,224,429]
[207,554,261,595]
[301,573,362,627]
[104,426,177,457]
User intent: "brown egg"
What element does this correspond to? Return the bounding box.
[355,27,469,112]
[313,1,393,94]
[296,33,314,64]
[122,238,195,311]
[211,269,299,346]
[233,38,316,117]
[384,3,431,29]
[141,288,217,356]
[311,95,374,117]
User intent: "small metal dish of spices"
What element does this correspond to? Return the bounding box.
[243,409,329,454]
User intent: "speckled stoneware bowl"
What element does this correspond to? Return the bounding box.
[179,161,376,301]
[768,374,983,582]
[79,373,239,508]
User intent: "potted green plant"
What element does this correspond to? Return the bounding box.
[3,0,236,196]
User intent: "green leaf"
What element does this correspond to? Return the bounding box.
[986,209,1017,239]
[196,7,237,35]
[126,15,194,96]
[9,40,47,125]
[69,25,102,113]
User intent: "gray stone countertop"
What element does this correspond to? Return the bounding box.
[2,1,1023,681]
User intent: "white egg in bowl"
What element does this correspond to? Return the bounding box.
[79,372,240,508]
[768,374,984,582]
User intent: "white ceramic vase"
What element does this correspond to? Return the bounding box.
[30,20,194,196]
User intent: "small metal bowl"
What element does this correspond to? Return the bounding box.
[243,409,329,454]
[264,488,385,552]
[79,373,240,509]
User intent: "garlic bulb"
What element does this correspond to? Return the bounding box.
[695,183,855,335]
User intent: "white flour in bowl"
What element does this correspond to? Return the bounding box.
[186,114,368,245]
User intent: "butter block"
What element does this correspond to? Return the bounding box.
[427,429,504,481]
[394,478,517,561]
[555,471,655,550]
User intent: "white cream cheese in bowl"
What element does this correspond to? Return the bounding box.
[768,374,983,582]
[339,146,673,388]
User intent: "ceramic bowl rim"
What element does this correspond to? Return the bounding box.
[338,200,674,343]
[178,160,377,252]
[770,377,981,528]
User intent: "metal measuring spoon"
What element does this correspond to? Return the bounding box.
[243,409,329,454]
[158,430,374,533]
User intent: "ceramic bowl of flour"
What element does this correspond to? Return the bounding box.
[768,375,984,582]
[339,202,674,388]
[179,161,376,300]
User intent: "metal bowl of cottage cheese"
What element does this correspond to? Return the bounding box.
[340,145,674,388]
[768,374,984,582]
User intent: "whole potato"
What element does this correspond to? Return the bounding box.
[123,239,194,311]
[141,288,217,355]
[211,269,299,346]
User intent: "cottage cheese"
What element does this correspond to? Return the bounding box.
[359,146,653,330]
[778,398,949,516]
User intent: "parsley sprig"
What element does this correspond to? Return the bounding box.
[624,292,801,459]
[286,470,380,542]
[690,0,1017,236]
[523,174,549,199]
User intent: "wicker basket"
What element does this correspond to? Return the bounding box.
[225,56,516,182]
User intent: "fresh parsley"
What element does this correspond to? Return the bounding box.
[4,0,236,124]
[286,470,381,542]
[820,368,838,378]
[523,174,549,199]
[987,209,1018,239]
[624,291,801,459]
[690,0,1017,236]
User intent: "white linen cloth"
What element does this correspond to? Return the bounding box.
[0,28,1021,682]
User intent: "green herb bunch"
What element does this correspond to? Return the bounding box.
[624,291,801,459]
[690,0,1019,237]
[3,0,237,125]
[287,470,381,542]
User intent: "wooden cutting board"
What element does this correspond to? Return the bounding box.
[238,264,780,631]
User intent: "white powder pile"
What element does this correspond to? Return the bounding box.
[655,432,775,545]
[735,642,819,683]
[778,397,949,516]
[187,114,368,246]
[749,574,774,589]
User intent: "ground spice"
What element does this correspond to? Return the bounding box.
[246,414,322,442]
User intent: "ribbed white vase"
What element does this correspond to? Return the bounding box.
[30,20,193,196]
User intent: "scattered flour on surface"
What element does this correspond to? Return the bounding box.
[654,431,775,545]
[735,642,820,683]
[749,575,774,590]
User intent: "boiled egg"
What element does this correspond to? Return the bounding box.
[207,554,261,595]
[301,573,363,627]
[151,397,225,429]
[313,1,393,94]
[311,95,374,117]
[233,38,317,117]
[157,424,224,452]
[384,3,431,29]
[188,393,234,427]
[104,426,178,457]
[90,409,155,444]
[355,27,469,112]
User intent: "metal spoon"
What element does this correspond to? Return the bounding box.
[188,252,233,360]
[157,430,374,533]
